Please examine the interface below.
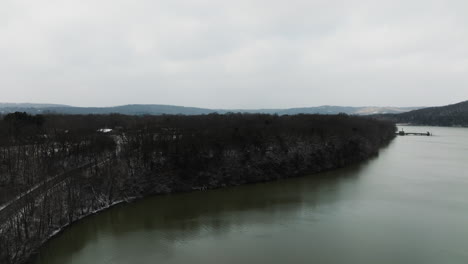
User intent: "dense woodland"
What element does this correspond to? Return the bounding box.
[0,113,396,264]
[377,100,468,127]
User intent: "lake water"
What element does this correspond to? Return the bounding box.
[34,126,468,264]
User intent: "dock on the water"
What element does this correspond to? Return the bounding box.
[397,130,432,136]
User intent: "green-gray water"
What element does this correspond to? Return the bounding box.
[34,126,468,264]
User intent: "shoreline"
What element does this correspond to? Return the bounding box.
[0,115,396,264]
[26,141,391,264]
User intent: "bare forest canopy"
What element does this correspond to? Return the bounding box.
[375,100,468,127]
[0,113,396,264]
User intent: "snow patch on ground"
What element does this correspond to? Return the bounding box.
[0,181,48,213]
[40,197,136,244]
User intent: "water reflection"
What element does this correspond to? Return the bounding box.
[35,160,371,264]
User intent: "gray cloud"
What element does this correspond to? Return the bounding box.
[1,0,468,108]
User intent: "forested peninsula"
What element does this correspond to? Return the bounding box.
[0,113,396,264]
[376,100,468,127]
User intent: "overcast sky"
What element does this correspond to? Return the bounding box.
[1,0,468,108]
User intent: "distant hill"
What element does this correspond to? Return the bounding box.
[0,103,69,114]
[0,103,420,116]
[0,103,68,108]
[43,105,215,115]
[0,104,213,115]
[377,100,468,127]
[215,106,419,115]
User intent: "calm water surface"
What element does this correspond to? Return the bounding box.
[34,126,468,264]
